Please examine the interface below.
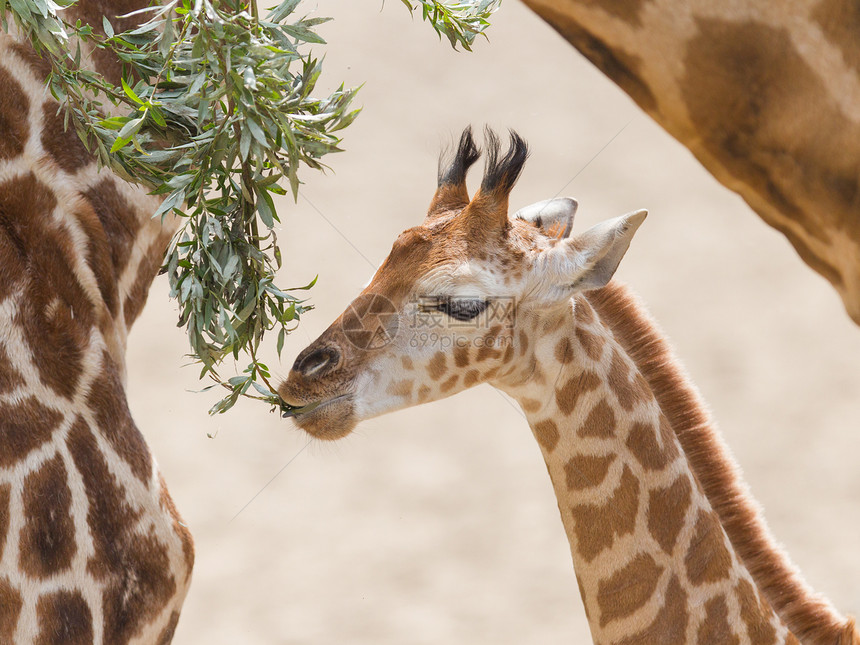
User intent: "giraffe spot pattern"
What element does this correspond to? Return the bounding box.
[647,475,692,554]
[18,228,94,398]
[427,351,447,380]
[0,396,63,468]
[19,454,77,578]
[0,343,24,394]
[575,325,605,361]
[40,102,93,174]
[34,589,94,645]
[86,353,153,483]
[579,398,616,438]
[577,0,645,28]
[613,574,688,645]
[813,0,860,74]
[596,552,663,627]
[0,204,27,301]
[696,595,740,645]
[440,374,459,393]
[158,476,194,583]
[555,370,601,416]
[8,42,52,79]
[454,345,470,367]
[386,379,413,398]
[575,298,595,325]
[517,330,529,355]
[555,336,574,364]
[684,510,733,586]
[123,235,169,328]
[0,578,23,642]
[570,464,639,562]
[1,173,94,398]
[0,65,29,161]
[0,484,10,562]
[607,350,650,411]
[736,578,778,644]
[476,334,502,362]
[66,418,176,645]
[156,610,181,645]
[521,398,542,413]
[682,19,851,288]
[400,356,414,371]
[84,177,141,280]
[72,201,120,318]
[482,366,500,381]
[417,385,432,402]
[66,0,151,85]
[625,416,678,471]
[533,419,560,452]
[564,453,616,491]
[463,370,479,388]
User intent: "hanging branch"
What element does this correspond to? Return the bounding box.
[0,0,499,416]
[400,0,500,50]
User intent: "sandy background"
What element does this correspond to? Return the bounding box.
[127,2,860,643]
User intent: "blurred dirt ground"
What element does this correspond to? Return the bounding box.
[127,2,860,643]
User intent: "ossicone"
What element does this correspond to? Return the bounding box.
[479,128,529,198]
[428,127,482,214]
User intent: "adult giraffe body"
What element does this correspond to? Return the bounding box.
[0,6,192,643]
[520,0,860,325]
[280,129,859,644]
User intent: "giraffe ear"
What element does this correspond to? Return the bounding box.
[514,197,578,239]
[559,210,647,292]
[427,127,481,217]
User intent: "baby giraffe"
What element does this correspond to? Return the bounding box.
[279,128,858,645]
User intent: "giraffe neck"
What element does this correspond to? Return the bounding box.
[587,283,859,645]
[0,30,180,373]
[0,16,190,642]
[522,0,860,324]
[498,285,808,644]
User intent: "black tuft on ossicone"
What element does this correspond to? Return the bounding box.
[437,126,482,188]
[480,128,529,196]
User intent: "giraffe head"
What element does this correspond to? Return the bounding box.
[279,128,645,439]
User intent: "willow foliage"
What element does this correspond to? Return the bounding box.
[0,0,499,414]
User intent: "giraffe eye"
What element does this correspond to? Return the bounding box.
[435,298,488,321]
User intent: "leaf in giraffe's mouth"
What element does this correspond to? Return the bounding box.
[281,400,322,418]
[281,395,347,418]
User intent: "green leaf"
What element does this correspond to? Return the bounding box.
[245,117,268,146]
[110,135,132,153]
[281,22,326,45]
[255,185,276,228]
[250,380,275,397]
[121,77,144,105]
[117,114,145,140]
[267,0,301,24]
[277,327,285,356]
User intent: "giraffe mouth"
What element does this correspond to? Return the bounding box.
[281,393,357,440]
[281,400,322,418]
[281,394,349,418]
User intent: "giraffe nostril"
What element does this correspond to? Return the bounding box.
[294,346,340,378]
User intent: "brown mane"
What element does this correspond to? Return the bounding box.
[588,281,859,645]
